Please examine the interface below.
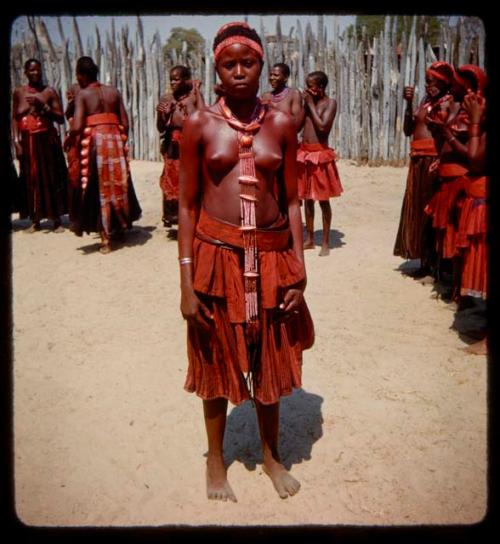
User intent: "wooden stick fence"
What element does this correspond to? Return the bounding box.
[10,15,485,165]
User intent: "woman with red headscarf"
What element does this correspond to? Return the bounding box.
[451,65,488,354]
[424,61,467,299]
[178,21,314,501]
[393,61,455,278]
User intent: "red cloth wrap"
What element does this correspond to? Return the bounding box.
[159,129,182,200]
[457,176,488,299]
[185,209,315,405]
[18,114,51,134]
[424,163,469,258]
[297,143,343,201]
[410,138,438,157]
[85,112,120,126]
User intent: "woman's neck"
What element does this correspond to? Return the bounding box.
[26,81,43,91]
[223,96,260,123]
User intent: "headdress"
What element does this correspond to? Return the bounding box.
[426,61,455,86]
[455,64,488,93]
[213,21,264,62]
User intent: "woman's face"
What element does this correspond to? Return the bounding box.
[216,43,262,99]
[269,66,287,89]
[25,62,42,85]
[305,77,324,98]
[425,75,446,98]
[170,69,190,95]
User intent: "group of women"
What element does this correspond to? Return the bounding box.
[10,21,488,504]
[394,60,488,354]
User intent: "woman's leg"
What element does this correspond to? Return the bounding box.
[255,400,300,498]
[303,199,315,249]
[99,231,111,254]
[318,199,332,256]
[203,398,237,502]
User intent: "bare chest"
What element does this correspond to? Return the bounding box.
[203,121,283,181]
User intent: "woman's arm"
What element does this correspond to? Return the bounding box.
[280,113,306,311]
[69,91,86,136]
[12,89,22,159]
[117,91,129,135]
[178,111,213,330]
[47,88,65,124]
[403,87,415,137]
[462,92,487,173]
[303,93,336,135]
[193,80,205,110]
[291,89,305,132]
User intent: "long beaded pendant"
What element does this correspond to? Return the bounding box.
[218,97,266,344]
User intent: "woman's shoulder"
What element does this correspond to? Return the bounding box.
[184,105,221,130]
[265,104,294,129]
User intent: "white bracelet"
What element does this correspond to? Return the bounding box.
[178,257,193,265]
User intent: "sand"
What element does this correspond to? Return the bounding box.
[11,158,487,527]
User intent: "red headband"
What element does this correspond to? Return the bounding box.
[426,68,452,85]
[456,64,488,93]
[214,22,263,62]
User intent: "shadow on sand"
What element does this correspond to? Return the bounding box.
[302,225,345,250]
[223,388,324,472]
[76,225,155,255]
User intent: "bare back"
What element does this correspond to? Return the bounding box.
[73,83,128,134]
[80,84,122,116]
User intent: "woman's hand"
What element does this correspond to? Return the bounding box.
[181,289,214,331]
[462,91,486,125]
[26,93,45,111]
[403,86,414,103]
[302,90,314,109]
[63,133,74,152]
[425,114,446,132]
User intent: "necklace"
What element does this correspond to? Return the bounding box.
[25,84,42,93]
[218,96,267,341]
[271,86,290,102]
[424,92,453,114]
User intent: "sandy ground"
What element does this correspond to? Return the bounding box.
[12,158,487,527]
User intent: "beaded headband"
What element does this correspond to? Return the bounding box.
[213,22,263,62]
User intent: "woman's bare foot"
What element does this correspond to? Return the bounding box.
[206,456,237,502]
[262,458,300,499]
[319,244,330,256]
[26,222,40,233]
[53,221,64,233]
[462,338,487,355]
[99,241,112,254]
[303,240,315,250]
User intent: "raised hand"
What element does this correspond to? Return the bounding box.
[462,91,486,125]
[403,86,415,102]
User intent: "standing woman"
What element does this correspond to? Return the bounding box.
[12,59,68,232]
[156,65,205,236]
[178,22,314,502]
[298,71,343,256]
[452,66,488,354]
[261,62,304,131]
[68,56,142,254]
[393,64,454,278]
